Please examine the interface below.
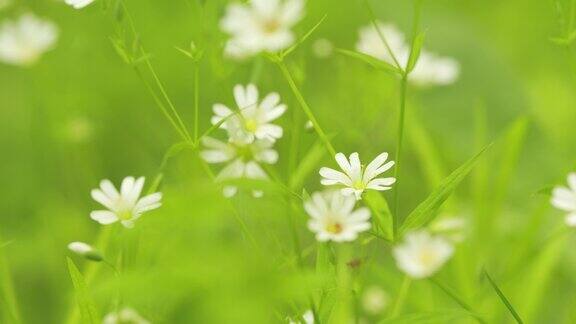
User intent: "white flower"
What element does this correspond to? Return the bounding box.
[90,177,162,228]
[0,14,59,67]
[211,84,286,144]
[320,152,396,200]
[67,241,102,261]
[65,0,96,9]
[305,191,371,242]
[312,38,333,58]
[220,0,304,59]
[551,172,576,226]
[430,216,467,243]
[392,230,454,279]
[361,286,389,315]
[356,21,459,86]
[288,310,314,324]
[103,307,150,324]
[200,136,278,197]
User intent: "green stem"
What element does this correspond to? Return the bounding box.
[390,275,411,317]
[0,234,21,324]
[430,277,487,324]
[392,74,408,238]
[193,63,200,142]
[276,60,336,157]
[363,0,403,71]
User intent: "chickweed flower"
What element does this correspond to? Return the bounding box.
[220,0,304,59]
[103,307,150,324]
[211,84,287,144]
[90,177,162,228]
[393,230,454,279]
[430,215,467,243]
[551,172,576,226]
[67,241,103,262]
[356,21,460,86]
[361,286,389,315]
[200,136,278,197]
[65,0,96,9]
[305,191,371,242]
[0,14,59,67]
[320,152,396,200]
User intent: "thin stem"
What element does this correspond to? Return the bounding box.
[276,60,336,157]
[390,275,411,318]
[392,74,408,238]
[429,277,487,324]
[193,63,200,142]
[363,0,403,71]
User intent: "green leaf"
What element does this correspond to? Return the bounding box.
[289,140,327,190]
[281,15,327,58]
[483,270,524,324]
[0,237,21,324]
[336,49,401,74]
[364,191,393,241]
[406,31,426,73]
[66,258,99,324]
[399,143,492,234]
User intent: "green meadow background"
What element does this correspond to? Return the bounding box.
[1,0,576,323]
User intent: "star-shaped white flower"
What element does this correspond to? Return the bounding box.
[0,14,59,67]
[103,307,150,324]
[211,84,286,144]
[320,152,396,200]
[356,21,459,87]
[90,177,162,228]
[392,230,454,279]
[551,172,576,226]
[305,191,371,242]
[65,0,96,9]
[220,0,304,59]
[200,136,278,197]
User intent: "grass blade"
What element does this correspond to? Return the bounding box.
[483,270,524,324]
[66,258,99,324]
[336,49,401,74]
[406,31,426,73]
[399,143,492,234]
[0,237,21,324]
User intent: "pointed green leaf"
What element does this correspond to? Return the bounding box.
[66,258,99,324]
[289,140,327,190]
[282,15,327,58]
[336,49,401,74]
[364,191,393,241]
[400,144,492,234]
[483,270,524,324]
[406,31,426,73]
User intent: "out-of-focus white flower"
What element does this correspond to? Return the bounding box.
[361,286,389,315]
[103,307,150,324]
[65,0,96,9]
[211,84,286,144]
[67,241,102,262]
[65,117,93,143]
[393,230,454,279]
[355,21,459,86]
[220,0,304,59]
[305,191,371,242]
[320,152,396,200]
[312,38,333,58]
[288,310,314,324]
[551,172,576,226]
[90,177,162,228]
[430,216,467,243]
[200,136,277,197]
[0,14,59,67]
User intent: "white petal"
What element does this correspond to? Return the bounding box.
[319,167,351,185]
[120,176,135,198]
[99,179,119,199]
[91,189,115,210]
[90,210,118,225]
[260,92,280,111]
[335,153,351,174]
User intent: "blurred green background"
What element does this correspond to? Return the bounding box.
[1,0,576,323]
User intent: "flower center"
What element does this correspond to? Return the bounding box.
[353,180,365,190]
[418,249,437,267]
[262,19,281,33]
[244,118,258,132]
[326,222,343,234]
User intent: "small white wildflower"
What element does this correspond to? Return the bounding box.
[288,310,314,324]
[551,172,576,226]
[320,152,396,200]
[90,177,162,228]
[430,216,467,243]
[220,0,304,59]
[312,38,333,58]
[305,191,371,242]
[67,241,102,262]
[356,21,459,86]
[361,286,389,315]
[65,0,96,9]
[0,14,59,67]
[200,136,278,197]
[393,230,454,279]
[103,307,150,324]
[211,84,287,144]
[304,120,314,131]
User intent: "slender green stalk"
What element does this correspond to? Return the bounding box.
[363,0,403,71]
[430,277,487,324]
[389,275,411,317]
[392,74,408,237]
[0,235,21,324]
[193,64,200,142]
[483,270,524,324]
[276,60,336,157]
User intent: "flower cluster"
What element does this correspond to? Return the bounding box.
[201,84,287,197]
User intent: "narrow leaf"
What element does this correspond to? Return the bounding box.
[483,270,524,324]
[282,15,327,58]
[406,31,426,73]
[400,143,492,234]
[66,258,99,324]
[364,191,394,241]
[336,49,401,74]
[289,140,327,190]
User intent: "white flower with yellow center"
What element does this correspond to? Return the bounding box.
[220,0,304,59]
[305,191,371,242]
[200,136,278,197]
[90,177,162,228]
[551,172,576,226]
[361,286,389,315]
[211,84,286,144]
[392,230,454,279]
[103,307,150,324]
[320,152,396,200]
[0,14,59,67]
[356,21,459,87]
[65,0,96,9]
